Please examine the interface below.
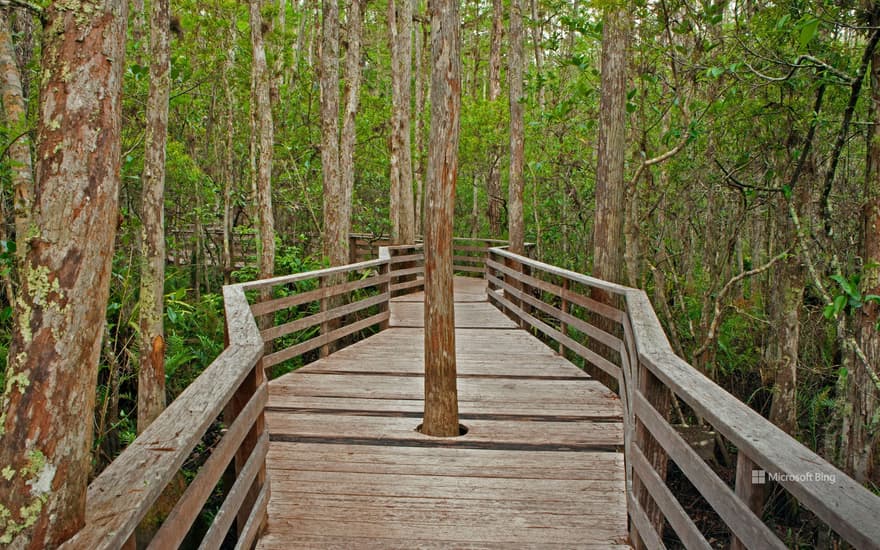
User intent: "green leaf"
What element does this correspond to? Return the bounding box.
[799,17,819,48]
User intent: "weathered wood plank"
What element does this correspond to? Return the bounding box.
[390,301,517,328]
[486,257,625,323]
[233,483,268,550]
[266,412,623,448]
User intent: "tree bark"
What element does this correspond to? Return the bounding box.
[222,24,237,285]
[0,1,127,546]
[0,10,33,263]
[251,0,275,282]
[507,0,524,253]
[765,209,803,436]
[414,12,428,235]
[137,0,171,434]
[422,0,460,437]
[844,27,880,482]
[389,0,415,244]
[340,0,363,246]
[320,0,343,265]
[591,5,628,286]
[486,0,503,236]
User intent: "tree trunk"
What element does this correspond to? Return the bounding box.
[765,219,803,435]
[486,0,503,236]
[591,5,628,286]
[843,31,880,483]
[423,0,461,437]
[320,0,343,265]
[507,0,524,253]
[339,0,363,244]
[529,0,544,111]
[389,0,415,244]
[137,0,171,434]
[251,0,275,282]
[414,12,428,235]
[0,10,33,264]
[222,24,237,285]
[0,1,127,546]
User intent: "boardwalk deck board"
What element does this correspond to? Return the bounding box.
[258,277,628,548]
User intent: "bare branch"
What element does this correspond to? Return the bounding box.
[0,0,43,16]
[693,251,789,359]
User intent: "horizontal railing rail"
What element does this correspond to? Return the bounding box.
[245,258,391,367]
[486,246,880,550]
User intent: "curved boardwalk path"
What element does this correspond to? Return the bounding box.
[258,277,629,548]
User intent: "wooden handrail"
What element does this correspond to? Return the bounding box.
[63,285,264,549]
[486,246,880,550]
[67,256,395,548]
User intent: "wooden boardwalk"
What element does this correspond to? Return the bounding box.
[258,277,629,548]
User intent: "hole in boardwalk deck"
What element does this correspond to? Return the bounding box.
[415,423,469,437]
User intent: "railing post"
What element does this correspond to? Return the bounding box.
[504,255,525,328]
[731,452,765,550]
[319,273,330,358]
[559,277,569,358]
[631,363,670,549]
[378,249,391,331]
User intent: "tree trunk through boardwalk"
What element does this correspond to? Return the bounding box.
[422,0,461,438]
[0,1,127,546]
[138,0,171,434]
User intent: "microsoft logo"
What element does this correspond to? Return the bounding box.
[751,469,835,485]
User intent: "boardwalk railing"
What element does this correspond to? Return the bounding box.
[63,284,266,549]
[68,239,880,549]
[68,246,427,548]
[349,233,527,278]
[486,246,880,550]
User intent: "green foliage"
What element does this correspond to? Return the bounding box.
[824,273,880,323]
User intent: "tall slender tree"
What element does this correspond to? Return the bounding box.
[389,0,415,244]
[251,0,275,285]
[0,0,127,545]
[591,5,628,285]
[845,0,880,482]
[137,0,171,433]
[486,0,503,236]
[422,0,461,437]
[320,0,362,266]
[507,0,524,253]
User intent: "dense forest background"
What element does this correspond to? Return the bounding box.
[1,0,879,535]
